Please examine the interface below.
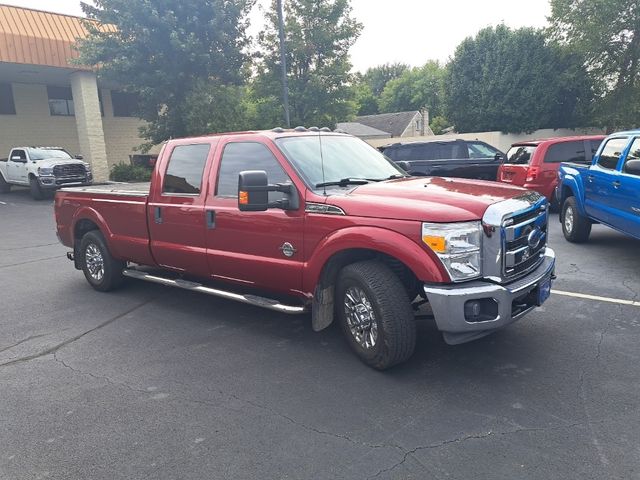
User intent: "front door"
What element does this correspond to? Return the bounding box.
[147,142,215,277]
[204,139,305,295]
[584,137,629,225]
[7,149,27,183]
[611,137,640,238]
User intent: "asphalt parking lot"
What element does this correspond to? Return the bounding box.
[1,188,639,480]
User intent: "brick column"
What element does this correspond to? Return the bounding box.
[70,71,109,182]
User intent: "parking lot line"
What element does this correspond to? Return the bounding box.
[552,289,640,307]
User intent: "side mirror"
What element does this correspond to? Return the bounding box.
[11,155,25,162]
[624,159,640,176]
[395,161,411,172]
[74,154,84,160]
[237,170,299,212]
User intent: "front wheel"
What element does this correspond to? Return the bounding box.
[0,174,10,193]
[562,196,591,243]
[79,230,125,291]
[29,177,44,200]
[336,260,416,370]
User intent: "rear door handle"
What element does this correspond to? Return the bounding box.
[154,206,162,224]
[632,207,640,214]
[612,180,621,188]
[206,210,216,229]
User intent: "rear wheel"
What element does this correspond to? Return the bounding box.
[29,176,44,200]
[79,230,125,291]
[562,196,591,243]
[0,174,10,193]
[336,260,416,370]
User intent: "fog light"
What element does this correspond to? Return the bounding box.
[464,298,499,322]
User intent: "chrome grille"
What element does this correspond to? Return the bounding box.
[502,204,548,278]
[53,164,86,178]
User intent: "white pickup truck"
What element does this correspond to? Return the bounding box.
[0,147,93,199]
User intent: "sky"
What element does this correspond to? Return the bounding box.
[3,0,552,72]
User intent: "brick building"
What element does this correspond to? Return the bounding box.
[0,4,146,181]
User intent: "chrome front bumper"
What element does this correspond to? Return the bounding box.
[424,248,555,345]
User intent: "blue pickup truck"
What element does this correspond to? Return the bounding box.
[557,130,640,242]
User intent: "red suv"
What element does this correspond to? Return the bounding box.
[498,135,605,208]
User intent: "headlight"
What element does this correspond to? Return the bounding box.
[422,221,482,281]
[38,166,54,176]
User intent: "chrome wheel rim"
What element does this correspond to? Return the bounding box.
[344,286,378,349]
[85,243,104,281]
[564,206,574,234]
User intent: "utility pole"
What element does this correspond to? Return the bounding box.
[276,0,291,128]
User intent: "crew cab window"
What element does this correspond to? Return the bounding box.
[163,144,211,195]
[597,138,629,170]
[543,141,586,163]
[623,139,640,175]
[216,142,289,202]
[11,149,26,160]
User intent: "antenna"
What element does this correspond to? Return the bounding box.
[318,128,327,195]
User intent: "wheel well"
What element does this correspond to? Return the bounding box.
[74,219,100,244]
[560,185,574,202]
[311,248,420,332]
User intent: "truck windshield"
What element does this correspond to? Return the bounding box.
[505,145,536,165]
[27,148,72,160]
[275,135,405,189]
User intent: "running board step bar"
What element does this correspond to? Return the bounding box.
[122,269,306,315]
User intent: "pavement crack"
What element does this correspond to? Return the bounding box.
[0,333,51,354]
[3,242,60,251]
[0,298,155,368]
[0,255,63,269]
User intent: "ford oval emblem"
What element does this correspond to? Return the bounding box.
[527,227,543,250]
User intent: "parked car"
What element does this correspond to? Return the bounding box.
[0,146,92,199]
[379,138,504,180]
[557,130,640,242]
[498,135,605,208]
[55,129,555,369]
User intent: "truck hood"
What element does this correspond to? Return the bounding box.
[33,158,84,168]
[328,177,530,222]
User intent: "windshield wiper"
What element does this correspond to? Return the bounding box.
[363,174,407,182]
[315,178,371,188]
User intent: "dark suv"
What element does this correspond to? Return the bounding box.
[380,139,504,180]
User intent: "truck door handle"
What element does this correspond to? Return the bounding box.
[206,210,216,229]
[612,180,621,188]
[154,206,163,224]
[587,175,594,183]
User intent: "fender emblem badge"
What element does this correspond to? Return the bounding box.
[279,242,297,258]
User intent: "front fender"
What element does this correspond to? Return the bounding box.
[303,226,449,293]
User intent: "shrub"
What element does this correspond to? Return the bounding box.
[109,163,152,182]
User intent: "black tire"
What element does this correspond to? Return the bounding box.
[561,196,591,243]
[79,230,125,292]
[336,260,416,370]
[29,176,44,200]
[0,173,10,193]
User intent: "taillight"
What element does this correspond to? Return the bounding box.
[526,166,539,182]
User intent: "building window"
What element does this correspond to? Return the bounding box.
[111,91,139,117]
[0,83,16,115]
[47,86,74,116]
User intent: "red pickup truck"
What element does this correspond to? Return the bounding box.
[55,129,555,369]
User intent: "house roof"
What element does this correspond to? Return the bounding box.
[335,122,391,138]
[355,111,420,137]
[0,4,112,69]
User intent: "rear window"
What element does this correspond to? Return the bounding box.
[505,145,536,165]
[543,141,586,163]
[163,144,211,194]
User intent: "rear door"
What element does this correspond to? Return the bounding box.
[147,141,215,277]
[204,139,305,295]
[584,137,630,224]
[610,137,640,237]
[499,145,536,186]
[539,140,588,199]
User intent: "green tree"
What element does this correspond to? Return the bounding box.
[446,25,593,133]
[378,61,446,116]
[255,0,362,127]
[78,0,254,149]
[351,63,409,115]
[549,0,640,129]
[429,115,450,135]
